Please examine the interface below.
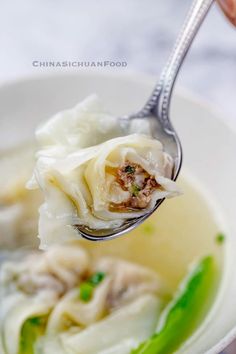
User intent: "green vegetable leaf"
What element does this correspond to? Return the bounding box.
[19,316,47,354]
[131,256,216,354]
[88,272,106,286]
[216,233,225,245]
[79,282,94,302]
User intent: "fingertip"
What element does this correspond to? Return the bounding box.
[218,0,236,26]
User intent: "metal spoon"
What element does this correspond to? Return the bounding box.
[75,0,214,241]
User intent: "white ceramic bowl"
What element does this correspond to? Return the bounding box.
[0,72,236,354]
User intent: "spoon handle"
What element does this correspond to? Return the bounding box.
[141,0,214,127]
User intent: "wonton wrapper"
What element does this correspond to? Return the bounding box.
[37,294,161,354]
[29,134,179,249]
[1,295,52,354]
[61,294,161,354]
[28,95,180,249]
[0,243,165,354]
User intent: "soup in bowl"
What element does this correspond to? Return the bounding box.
[0,72,235,354]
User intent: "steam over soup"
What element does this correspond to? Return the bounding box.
[27,95,180,248]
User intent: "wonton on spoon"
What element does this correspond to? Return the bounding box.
[27,95,180,249]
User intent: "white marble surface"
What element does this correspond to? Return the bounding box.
[0,1,236,352]
[0,0,236,126]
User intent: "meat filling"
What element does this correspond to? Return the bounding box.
[110,161,161,210]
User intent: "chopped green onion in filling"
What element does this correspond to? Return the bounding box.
[125,165,136,174]
[131,184,141,197]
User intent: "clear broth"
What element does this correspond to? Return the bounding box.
[80,173,224,291]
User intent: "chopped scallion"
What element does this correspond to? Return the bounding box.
[88,272,106,286]
[79,282,94,302]
[216,233,225,244]
[125,165,135,174]
[79,272,106,302]
[131,184,141,197]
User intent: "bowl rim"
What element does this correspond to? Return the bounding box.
[0,68,235,132]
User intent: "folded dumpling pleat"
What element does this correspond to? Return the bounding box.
[2,297,52,354]
[60,294,161,354]
[28,95,180,248]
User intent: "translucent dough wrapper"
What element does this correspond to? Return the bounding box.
[28,96,180,248]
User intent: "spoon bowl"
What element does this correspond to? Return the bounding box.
[75,114,182,241]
